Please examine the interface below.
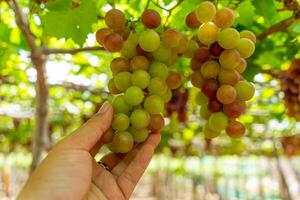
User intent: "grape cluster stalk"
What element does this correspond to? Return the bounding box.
[95,9,185,153]
[187,1,256,139]
[281,59,300,120]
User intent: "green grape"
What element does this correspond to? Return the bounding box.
[124,86,144,106]
[219,49,241,70]
[200,60,220,78]
[149,62,169,80]
[148,114,165,132]
[127,32,139,45]
[110,57,130,75]
[102,128,114,144]
[111,131,134,153]
[112,113,130,131]
[214,7,235,28]
[144,95,165,114]
[131,69,150,89]
[129,127,149,143]
[166,51,178,66]
[216,84,237,104]
[200,105,211,120]
[236,38,255,58]
[148,77,168,96]
[203,123,220,139]
[130,56,150,71]
[138,30,160,52]
[108,78,121,94]
[184,40,199,58]
[196,92,208,105]
[152,44,172,63]
[208,112,228,132]
[162,88,172,102]
[218,69,239,86]
[197,22,219,45]
[240,30,256,43]
[166,71,181,89]
[130,109,151,129]
[236,58,247,73]
[234,81,255,101]
[112,95,132,114]
[121,40,137,59]
[114,71,132,92]
[217,28,240,49]
[195,1,216,23]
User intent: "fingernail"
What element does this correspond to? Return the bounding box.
[97,101,110,114]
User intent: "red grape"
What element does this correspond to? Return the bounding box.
[194,47,210,63]
[186,11,201,29]
[209,42,224,56]
[201,79,219,97]
[223,101,246,118]
[105,9,126,32]
[103,33,123,52]
[226,121,245,138]
[96,28,113,46]
[208,98,223,112]
[141,9,161,29]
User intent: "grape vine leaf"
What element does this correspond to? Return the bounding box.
[41,0,98,46]
[253,0,278,25]
[235,0,256,27]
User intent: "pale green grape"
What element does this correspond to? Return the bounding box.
[200,105,211,120]
[208,112,228,132]
[114,71,132,92]
[149,62,169,80]
[129,127,149,143]
[234,81,255,101]
[112,95,132,114]
[131,69,150,89]
[148,77,168,96]
[112,113,130,131]
[121,40,137,59]
[196,92,208,105]
[144,95,165,114]
[240,30,256,43]
[203,123,220,139]
[130,109,151,129]
[124,86,144,106]
[111,131,134,153]
[152,44,172,63]
[138,30,160,52]
[162,88,172,102]
[236,38,255,58]
[217,28,240,49]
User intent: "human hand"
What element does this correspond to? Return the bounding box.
[18,102,161,200]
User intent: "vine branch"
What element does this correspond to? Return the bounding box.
[5,0,37,50]
[43,46,105,55]
[257,16,297,40]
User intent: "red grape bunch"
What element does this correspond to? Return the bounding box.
[187,1,256,139]
[95,8,184,153]
[281,59,300,120]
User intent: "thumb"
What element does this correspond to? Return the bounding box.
[58,102,113,151]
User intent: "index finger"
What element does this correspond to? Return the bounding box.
[116,133,161,199]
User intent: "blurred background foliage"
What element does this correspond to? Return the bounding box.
[0,0,300,167]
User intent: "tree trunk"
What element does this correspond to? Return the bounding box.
[30,50,49,173]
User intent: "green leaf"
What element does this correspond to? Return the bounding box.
[235,0,256,27]
[253,0,278,25]
[42,0,98,46]
[46,0,73,11]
